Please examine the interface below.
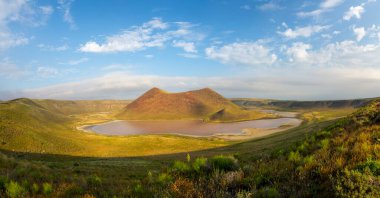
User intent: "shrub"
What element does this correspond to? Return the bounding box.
[133,184,143,194]
[333,169,380,197]
[31,183,39,194]
[236,190,253,198]
[192,157,208,173]
[171,161,191,174]
[356,159,380,176]
[0,176,8,192]
[256,187,280,198]
[6,181,25,198]
[87,175,102,186]
[288,151,301,162]
[221,170,244,188]
[186,153,191,163]
[170,178,197,197]
[210,155,238,172]
[319,139,329,149]
[42,182,53,195]
[303,155,314,164]
[157,173,172,185]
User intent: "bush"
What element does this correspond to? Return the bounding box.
[42,182,53,195]
[319,139,329,149]
[5,181,25,198]
[288,151,301,162]
[333,169,380,197]
[157,173,172,185]
[31,183,39,194]
[192,157,208,173]
[171,161,191,174]
[170,178,197,197]
[87,175,102,186]
[356,159,380,176]
[210,155,238,172]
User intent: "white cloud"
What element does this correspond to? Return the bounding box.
[298,0,343,17]
[0,0,28,50]
[40,6,53,15]
[144,54,154,59]
[80,18,201,53]
[0,31,29,50]
[0,58,27,78]
[178,53,200,59]
[353,26,366,41]
[257,2,283,11]
[278,25,329,39]
[241,5,251,10]
[65,57,89,65]
[297,9,324,18]
[58,0,76,29]
[38,43,69,51]
[5,68,380,100]
[0,0,53,50]
[172,40,197,53]
[205,42,277,66]
[343,5,364,21]
[284,40,380,67]
[320,0,344,9]
[286,42,312,62]
[37,67,58,78]
[333,30,341,35]
[368,25,380,41]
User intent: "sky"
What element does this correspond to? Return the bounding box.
[1,0,380,100]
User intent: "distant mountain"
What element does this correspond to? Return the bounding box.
[117,87,269,122]
[232,98,377,110]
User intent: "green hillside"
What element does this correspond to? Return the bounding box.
[0,98,227,157]
[232,97,376,110]
[0,98,378,197]
[137,99,380,197]
[34,99,131,115]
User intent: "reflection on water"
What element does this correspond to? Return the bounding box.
[86,118,302,136]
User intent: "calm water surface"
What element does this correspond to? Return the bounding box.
[86,118,302,136]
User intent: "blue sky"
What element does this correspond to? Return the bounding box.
[1,0,380,100]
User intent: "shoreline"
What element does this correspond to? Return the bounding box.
[76,113,303,140]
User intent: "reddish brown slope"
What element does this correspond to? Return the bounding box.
[117,88,270,121]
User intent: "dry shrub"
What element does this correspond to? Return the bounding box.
[222,170,244,188]
[170,178,200,198]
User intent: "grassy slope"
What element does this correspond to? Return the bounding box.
[118,88,271,122]
[34,99,131,115]
[0,98,227,157]
[232,97,377,110]
[1,97,374,197]
[123,100,379,197]
[0,107,358,197]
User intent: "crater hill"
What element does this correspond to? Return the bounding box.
[117,88,272,122]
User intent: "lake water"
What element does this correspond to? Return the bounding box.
[85,117,302,136]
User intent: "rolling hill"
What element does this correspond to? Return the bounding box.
[0,98,225,156]
[33,99,131,115]
[232,97,377,110]
[117,87,271,122]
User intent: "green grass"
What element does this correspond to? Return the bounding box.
[0,98,227,157]
[1,97,373,197]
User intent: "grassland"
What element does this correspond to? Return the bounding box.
[0,96,375,197]
[0,98,228,157]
